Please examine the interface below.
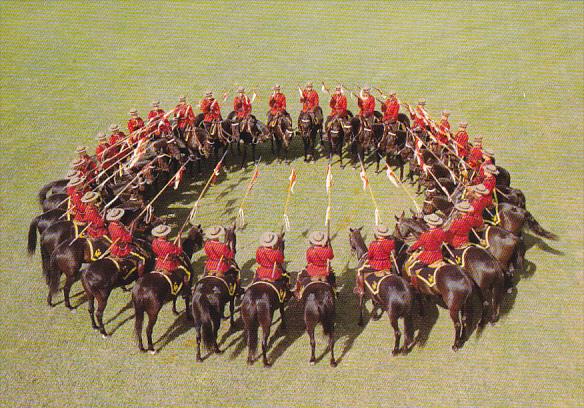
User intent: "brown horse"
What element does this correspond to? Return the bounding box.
[28,208,66,255]
[38,178,68,207]
[348,227,415,355]
[80,239,155,337]
[241,233,288,367]
[132,225,204,354]
[298,111,319,162]
[191,225,239,362]
[324,116,350,166]
[269,115,294,163]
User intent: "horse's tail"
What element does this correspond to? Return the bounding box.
[132,288,145,347]
[242,295,259,357]
[319,289,336,337]
[28,215,39,255]
[38,182,54,207]
[525,210,558,240]
[191,289,220,350]
[48,246,62,295]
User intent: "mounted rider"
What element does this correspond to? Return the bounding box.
[267,84,289,126]
[106,208,146,277]
[173,95,195,140]
[199,91,223,136]
[382,90,400,132]
[445,201,482,251]
[203,226,242,295]
[95,132,113,169]
[151,224,189,278]
[354,224,396,296]
[66,175,87,223]
[80,191,109,240]
[294,230,335,299]
[468,136,484,171]
[356,86,375,130]
[454,121,470,159]
[410,98,429,136]
[233,86,254,133]
[75,146,97,183]
[127,108,145,138]
[466,184,494,227]
[436,110,451,145]
[299,82,322,126]
[407,213,447,270]
[254,231,290,293]
[148,100,165,121]
[148,100,171,137]
[325,85,348,130]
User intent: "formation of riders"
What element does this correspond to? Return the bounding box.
[63,82,501,301]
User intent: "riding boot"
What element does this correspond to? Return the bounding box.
[293,279,302,300]
[353,271,365,296]
[137,261,145,278]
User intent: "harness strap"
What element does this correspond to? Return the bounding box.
[248,280,287,303]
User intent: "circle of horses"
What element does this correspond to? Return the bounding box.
[29,91,557,367]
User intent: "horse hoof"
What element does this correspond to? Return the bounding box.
[246,359,253,366]
[69,308,77,314]
[139,348,146,353]
[214,348,223,355]
[392,349,400,356]
[330,360,338,368]
[263,361,272,368]
[309,359,316,366]
[452,345,459,352]
[148,349,157,355]
[101,333,109,339]
[507,288,513,294]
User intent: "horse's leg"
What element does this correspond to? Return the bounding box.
[64,273,76,311]
[328,328,337,367]
[229,297,235,327]
[476,286,489,328]
[279,303,287,331]
[307,317,317,365]
[448,297,464,351]
[87,294,98,330]
[146,306,160,354]
[375,151,381,173]
[270,138,275,155]
[195,325,203,362]
[96,291,111,337]
[241,143,247,169]
[491,277,504,324]
[251,143,256,164]
[357,294,365,326]
[303,137,309,162]
[403,313,415,353]
[172,297,179,315]
[389,310,402,356]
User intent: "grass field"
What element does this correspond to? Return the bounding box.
[1,2,583,407]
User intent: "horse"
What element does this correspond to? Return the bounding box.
[39,220,76,304]
[80,238,154,337]
[42,193,68,212]
[38,178,69,207]
[269,114,294,163]
[375,113,410,176]
[191,225,239,362]
[297,111,320,162]
[349,115,379,168]
[224,112,270,168]
[348,227,415,355]
[241,233,288,367]
[132,225,204,354]
[28,208,66,255]
[324,116,350,166]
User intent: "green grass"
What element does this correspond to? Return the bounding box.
[1,2,583,407]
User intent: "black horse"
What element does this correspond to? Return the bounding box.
[132,225,204,353]
[28,208,66,255]
[297,111,320,162]
[268,115,294,164]
[191,225,238,361]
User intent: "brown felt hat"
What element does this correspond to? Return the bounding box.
[308,230,328,246]
[178,95,186,102]
[483,148,495,157]
[67,176,84,187]
[106,208,125,222]
[151,224,172,238]
[374,224,392,238]
[418,98,426,106]
[109,124,120,132]
[272,84,281,91]
[81,191,100,203]
[442,110,451,116]
[205,225,225,240]
[459,121,468,128]
[152,100,160,107]
[388,90,397,96]
[96,132,107,142]
[472,184,489,195]
[237,87,245,93]
[423,213,443,227]
[306,82,313,88]
[483,164,499,175]
[454,201,474,213]
[260,231,278,248]
[76,146,87,154]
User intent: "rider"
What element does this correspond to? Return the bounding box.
[66,175,87,223]
[151,224,184,275]
[454,121,470,159]
[300,82,321,125]
[468,136,484,172]
[436,110,451,145]
[407,213,447,267]
[325,85,348,129]
[294,230,335,299]
[80,191,109,240]
[127,108,145,135]
[200,91,223,134]
[147,100,171,138]
[357,86,375,129]
[95,132,111,166]
[355,224,395,296]
[445,201,482,250]
[106,208,146,276]
[267,84,288,126]
[148,100,165,121]
[254,231,290,291]
[467,184,494,227]
[203,225,242,294]
[173,95,195,139]
[411,98,429,134]
[382,90,400,131]
[76,146,97,183]
[233,87,253,132]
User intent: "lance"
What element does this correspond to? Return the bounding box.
[282,168,297,232]
[359,158,380,225]
[68,222,92,246]
[324,158,333,238]
[426,167,453,202]
[408,128,460,182]
[385,164,421,213]
[176,149,229,241]
[236,158,261,229]
[321,81,331,96]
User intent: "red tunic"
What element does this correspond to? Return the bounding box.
[66,186,86,220]
[204,240,235,274]
[478,158,493,178]
[174,103,195,129]
[447,214,483,248]
[410,228,447,265]
[483,176,496,194]
[382,98,400,122]
[411,106,428,129]
[367,238,395,271]
[108,221,133,257]
[200,98,222,122]
[128,117,145,134]
[152,238,183,272]
[269,93,287,115]
[436,118,451,144]
[358,96,375,118]
[82,203,108,239]
[329,94,347,116]
[454,130,469,158]
[95,143,110,164]
[305,245,334,277]
[301,90,319,112]
[233,95,252,118]
[148,108,166,121]
[470,195,494,219]
[468,146,483,170]
[255,247,285,280]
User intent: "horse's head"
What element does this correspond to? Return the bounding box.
[279,116,294,146]
[185,224,204,254]
[224,223,237,254]
[393,213,427,241]
[348,227,366,259]
[298,112,312,136]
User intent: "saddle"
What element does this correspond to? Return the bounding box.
[197,274,238,297]
[153,266,190,296]
[248,279,289,303]
[86,236,112,262]
[404,253,446,289]
[108,248,147,280]
[364,272,393,297]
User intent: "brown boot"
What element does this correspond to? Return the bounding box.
[353,272,365,296]
[293,280,302,300]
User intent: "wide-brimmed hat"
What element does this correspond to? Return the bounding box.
[474,136,483,144]
[152,100,160,107]
[388,90,397,96]
[96,132,107,142]
[109,124,120,132]
[454,201,474,213]
[66,169,82,179]
[305,82,313,88]
[205,225,225,240]
[151,224,172,238]
[106,208,125,222]
[70,158,84,169]
[237,86,245,93]
[67,176,84,187]
[418,98,426,106]
[76,146,87,154]
[423,213,443,227]
[178,95,186,102]
[335,85,342,91]
[272,84,281,91]
[482,148,495,158]
[308,230,328,246]
[259,231,278,247]
[129,109,138,116]
[442,110,451,116]
[483,164,499,175]
[362,85,371,92]
[81,191,100,203]
[205,90,213,97]
[459,121,468,128]
[374,224,392,238]
[472,184,489,195]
